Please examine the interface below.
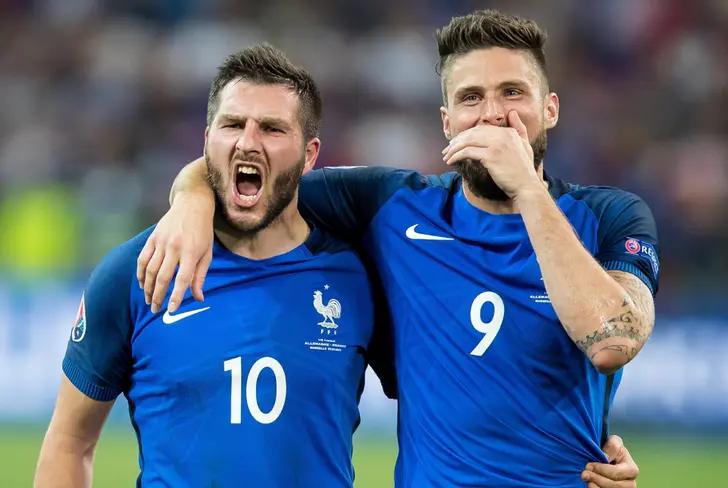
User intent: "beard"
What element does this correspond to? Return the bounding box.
[456,129,548,201]
[205,151,304,236]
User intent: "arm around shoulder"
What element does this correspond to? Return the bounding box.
[138,156,215,313]
[169,157,212,206]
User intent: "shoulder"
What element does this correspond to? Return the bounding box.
[552,175,659,242]
[302,165,458,198]
[565,184,657,237]
[61,227,153,400]
[83,226,155,317]
[556,180,660,292]
[77,226,154,349]
[551,174,656,230]
[298,166,460,236]
[566,184,651,217]
[89,226,154,290]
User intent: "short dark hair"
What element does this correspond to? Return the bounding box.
[207,43,322,141]
[436,9,549,101]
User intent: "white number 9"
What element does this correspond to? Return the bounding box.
[469,291,505,356]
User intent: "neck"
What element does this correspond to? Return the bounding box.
[215,197,310,260]
[462,165,547,215]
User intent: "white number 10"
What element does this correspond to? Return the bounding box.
[469,291,505,356]
[223,356,287,425]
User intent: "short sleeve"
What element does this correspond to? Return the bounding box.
[594,192,661,295]
[62,238,143,401]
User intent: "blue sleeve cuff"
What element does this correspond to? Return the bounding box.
[62,356,121,402]
[601,260,655,295]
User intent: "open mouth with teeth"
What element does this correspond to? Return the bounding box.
[233,164,264,207]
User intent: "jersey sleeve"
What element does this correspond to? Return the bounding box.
[61,238,141,401]
[299,166,428,240]
[594,191,661,295]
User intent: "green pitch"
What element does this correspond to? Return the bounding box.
[2,426,725,487]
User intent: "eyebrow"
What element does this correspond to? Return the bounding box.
[453,80,532,99]
[217,114,293,128]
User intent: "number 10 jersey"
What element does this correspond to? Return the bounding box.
[62,226,390,487]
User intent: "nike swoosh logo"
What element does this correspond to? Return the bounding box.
[405,224,454,241]
[162,306,211,325]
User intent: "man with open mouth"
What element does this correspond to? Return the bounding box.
[35,43,394,487]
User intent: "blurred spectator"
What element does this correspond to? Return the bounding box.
[0,0,726,313]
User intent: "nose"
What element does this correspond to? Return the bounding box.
[479,96,505,126]
[235,121,262,156]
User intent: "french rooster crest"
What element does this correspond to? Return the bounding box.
[313,289,341,334]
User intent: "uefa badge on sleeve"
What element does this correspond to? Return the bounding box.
[71,294,87,343]
[625,238,641,254]
[624,237,660,277]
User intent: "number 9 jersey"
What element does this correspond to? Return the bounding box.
[300,166,660,488]
[62,225,394,487]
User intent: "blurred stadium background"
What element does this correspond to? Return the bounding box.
[1,0,727,486]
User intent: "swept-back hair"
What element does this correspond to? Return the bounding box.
[436,9,549,100]
[207,43,322,140]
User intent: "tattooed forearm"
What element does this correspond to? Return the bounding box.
[562,270,655,373]
[574,306,647,357]
[609,271,655,331]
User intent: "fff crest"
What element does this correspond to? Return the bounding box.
[312,286,341,335]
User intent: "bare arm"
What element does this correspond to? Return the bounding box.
[516,187,655,374]
[137,157,215,314]
[575,270,655,372]
[168,157,211,206]
[35,376,115,488]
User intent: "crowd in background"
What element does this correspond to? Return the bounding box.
[1,0,727,315]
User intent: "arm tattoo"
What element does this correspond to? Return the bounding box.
[574,271,655,361]
[612,271,656,331]
[588,344,638,361]
[574,309,646,357]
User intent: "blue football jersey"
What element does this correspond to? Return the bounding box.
[63,226,389,487]
[299,167,660,487]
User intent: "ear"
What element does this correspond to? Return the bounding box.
[440,105,451,141]
[302,137,321,175]
[203,126,209,153]
[543,92,559,130]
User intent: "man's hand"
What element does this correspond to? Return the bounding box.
[581,435,639,488]
[137,191,214,314]
[441,111,540,199]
